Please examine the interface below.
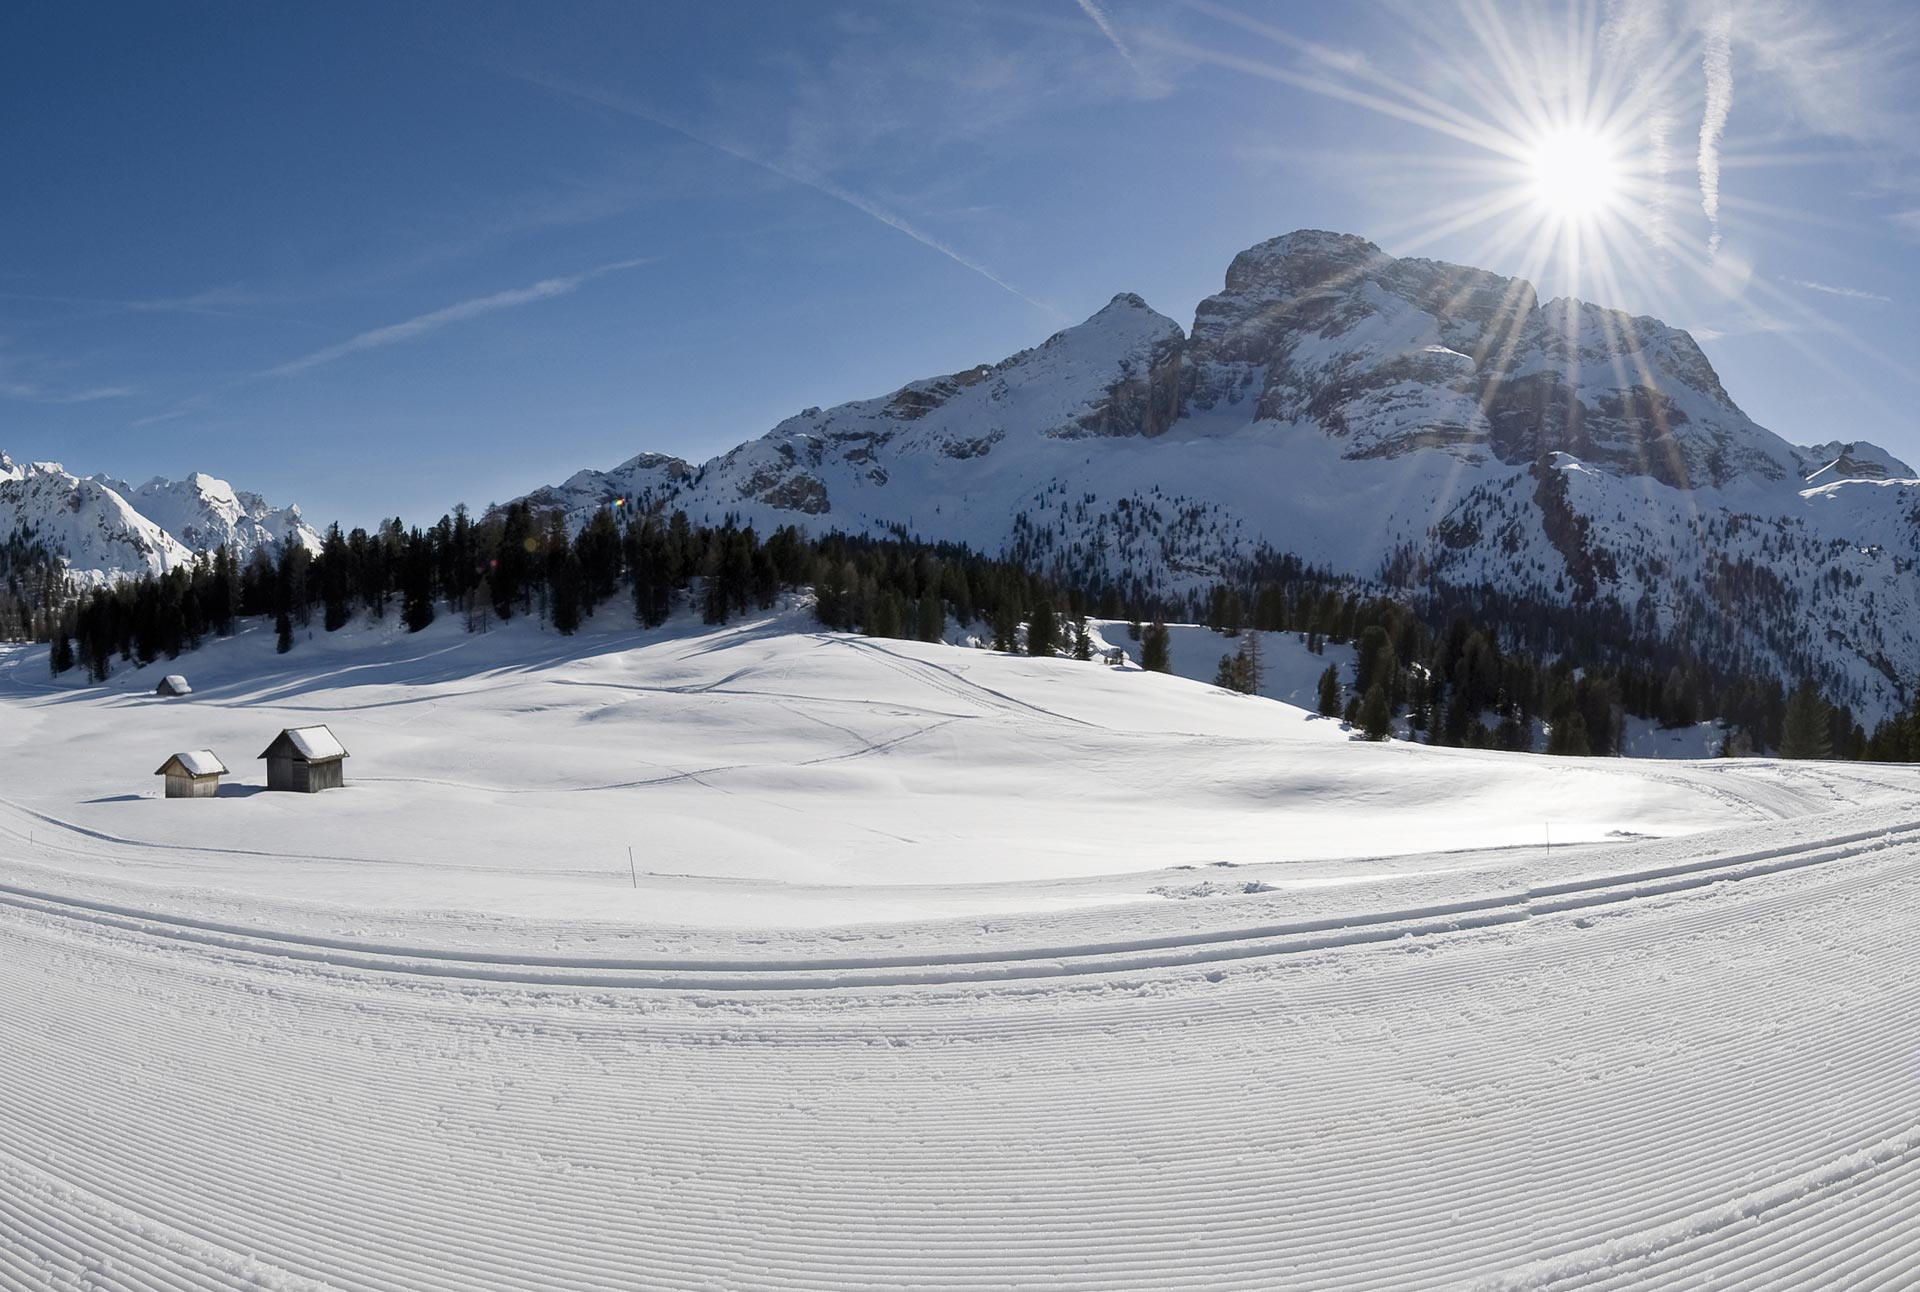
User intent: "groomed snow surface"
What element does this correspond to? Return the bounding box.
[4,605,1919,1289]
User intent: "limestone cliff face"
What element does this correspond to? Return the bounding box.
[1175,230,1795,488]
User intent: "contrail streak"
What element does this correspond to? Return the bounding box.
[1074,0,1145,78]
[1698,8,1733,258]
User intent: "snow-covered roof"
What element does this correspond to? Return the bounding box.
[259,725,348,762]
[156,750,227,778]
[158,674,191,694]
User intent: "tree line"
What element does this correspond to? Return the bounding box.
[37,501,1920,762]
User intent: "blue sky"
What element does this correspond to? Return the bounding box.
[6,0,1920,526]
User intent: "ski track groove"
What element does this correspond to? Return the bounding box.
[3,819,1915,991]
[4,811,1920,1288]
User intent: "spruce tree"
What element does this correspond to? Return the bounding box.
[916,595,945,643]
[401,529,436,633]
[49,632,74,677]
[1546,712,1592,756]
[547,515,583,635]
[1358,682,1392,741]
[1779,681,1833,759]
[1317,664,1342,717]
[1142,618,1171,673]
[866,589,902,638]
[275,610,294,655]
[320,524,353,631]
[1072,617,1093,661]
[492,504,531,621]
[992,601,1020,653]
[1027,600,1057,657]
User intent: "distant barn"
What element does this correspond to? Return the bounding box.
[155,674,191,697]
[155,750,227,798]
[259,725,349,793]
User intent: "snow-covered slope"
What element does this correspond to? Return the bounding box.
[0,455,316,585]
[5,610,1919,1288]
[516,450,694,519]
[521,230,1920,720]
[99,471,321,560]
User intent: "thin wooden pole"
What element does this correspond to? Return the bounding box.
[628,846,638,889]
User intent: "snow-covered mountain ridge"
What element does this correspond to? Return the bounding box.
[0,452,318,586]
[537,229,1917,719]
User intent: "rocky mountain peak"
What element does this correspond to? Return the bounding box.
[1219,230,1387,297]
[0,452,317,585]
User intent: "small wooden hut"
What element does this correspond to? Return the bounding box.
[155,674,192,697]
[155,750,227,798]
[259,725,348,793]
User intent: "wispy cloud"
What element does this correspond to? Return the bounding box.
[1602,0,1677,250]
[264,258,652,379]
[0,382,133,404]
[1788,278,1893,303]
[1697,7,1734,258]
[523,74,1052,315]
[1073,0,1151,85]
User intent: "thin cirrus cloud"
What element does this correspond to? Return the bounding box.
[263,258,653,379]
[127,258,650,428]
[520,73,1053,315]
[0,382,134,404]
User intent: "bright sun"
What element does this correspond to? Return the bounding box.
[1524,126,1622,222]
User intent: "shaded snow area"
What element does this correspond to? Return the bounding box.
[1102,621,1737,759]
[5,606,1920,1289]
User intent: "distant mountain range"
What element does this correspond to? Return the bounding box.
[518,230,1920,719]
[0,454,318,586]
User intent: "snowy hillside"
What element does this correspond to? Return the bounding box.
[4,609,1920,1287]
[521,230,1920,720]
[0,452,317,585]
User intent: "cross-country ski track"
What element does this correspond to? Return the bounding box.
[4,609,1919,1288]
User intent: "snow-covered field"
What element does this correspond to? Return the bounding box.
[5,607,1919,1288]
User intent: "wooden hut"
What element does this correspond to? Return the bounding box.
[259,725,348,793]
[155,674,192,697]
[155,750,227,798]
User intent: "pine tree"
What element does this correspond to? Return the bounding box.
[546,514,583,635]
[1317,664,1341,717]
[1027,599,1057,657]
[320,523,353,631]
[1779,681,1833,759]
[1358,682,1392,741]
[275,610,294,655]
[492,504,532,621]
[49,631,74,677]
[992,601,1020,652]
[1072,617,1093,661]
[1546,712,1592,756]
[577,509,623,611]
[401,528,435,633]
[1142,618,1171,673]
[866,589,902,638]
[916,595,945,643]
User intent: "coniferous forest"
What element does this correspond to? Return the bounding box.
[25,500,1920,762]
